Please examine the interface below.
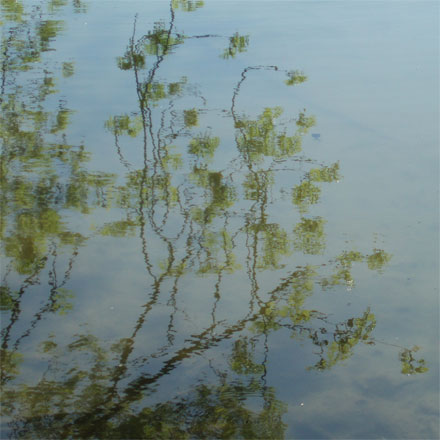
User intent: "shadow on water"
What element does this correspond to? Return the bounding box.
[0,0,430,438]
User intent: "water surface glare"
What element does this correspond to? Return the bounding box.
[1,1,438,438]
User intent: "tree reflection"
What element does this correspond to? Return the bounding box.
[1,1,114,357]
[0,1,429,438]
[2,331,286,439]
[221,33,250,59]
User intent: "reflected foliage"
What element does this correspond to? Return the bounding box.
[308,308,376,371]
[1,0,114,358]
[1,332,286,439]
[222,33,250,59]
[399,346,429,375]
[293,217,326,255]
[285,70,307,87]
[0,1,428,438]
[172,0,204,13]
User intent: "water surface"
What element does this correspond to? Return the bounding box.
[1,1,438,438]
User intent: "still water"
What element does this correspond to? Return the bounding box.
[1,1,438,438]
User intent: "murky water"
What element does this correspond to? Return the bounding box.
[1,1,438,438]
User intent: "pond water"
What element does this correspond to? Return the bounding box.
[1,1,438,438]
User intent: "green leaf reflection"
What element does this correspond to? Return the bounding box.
[0,2,429,439]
